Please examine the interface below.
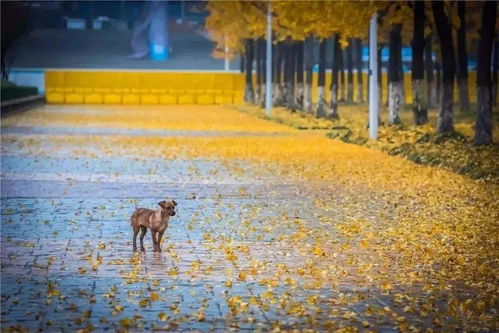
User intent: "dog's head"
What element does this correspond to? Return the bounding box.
[158,200,177,216]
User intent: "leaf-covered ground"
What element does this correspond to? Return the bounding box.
[1,105,498,332]
[235,104,499,183]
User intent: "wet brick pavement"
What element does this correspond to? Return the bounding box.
[1,107,448,332]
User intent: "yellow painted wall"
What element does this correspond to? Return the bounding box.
[45,71,245,105]
[46,70,477,105]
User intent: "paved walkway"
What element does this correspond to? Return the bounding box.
[1,105,496,332]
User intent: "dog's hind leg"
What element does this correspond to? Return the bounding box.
[132,226,139,252]
[139,226,147,252]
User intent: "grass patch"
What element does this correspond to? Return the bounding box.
[1,80,38,102]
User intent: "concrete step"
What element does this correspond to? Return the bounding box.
[1,94,45,116]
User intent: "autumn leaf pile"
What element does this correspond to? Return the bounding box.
[1,104,498,331]
[236,103,499,183]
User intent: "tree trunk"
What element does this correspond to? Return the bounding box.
[355,38,363,103]
[295,40,304,110]
[316,38,328,118]
[244,38,255,104]
[304,35,314,114]
[273,41,284,105]
[346,39,354,103]
[400,53,406,106]
[255,38,262,105]
[287,39,297,109]
[240,54,245,74]
[474,1,496,145]
[435,60,442,108]
[282,40,290,106]
[432,1,456,133]
[425,34,437,108]
[272,41,278,102]
[329,34,340,119]
[259,38,267,108]
[388,24,403,124]
[282,39,289,107]
[378,45,383,107]
[283,38,295,109]
[339,47,345,102]
[1,49,7,80]
[493,39,498,107]
[456,1,469,112]
[412,1,428,125]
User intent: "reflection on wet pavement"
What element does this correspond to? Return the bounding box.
[2,105,496,332]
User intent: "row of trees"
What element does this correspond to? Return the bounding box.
[1,2,31,80]
[206,1,497,145]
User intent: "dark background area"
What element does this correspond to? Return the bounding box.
[29,1,207,29]
[2,1,241,71]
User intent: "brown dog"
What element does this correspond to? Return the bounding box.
[131,200,177,252]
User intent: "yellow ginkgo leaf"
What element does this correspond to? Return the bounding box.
[158,312,168,321]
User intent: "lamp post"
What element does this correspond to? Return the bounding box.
[265,2,272,116]
[224,35,229,71]
[369,12,379,140]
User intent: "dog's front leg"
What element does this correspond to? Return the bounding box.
[151,231,159,252]
[157,230,165,252]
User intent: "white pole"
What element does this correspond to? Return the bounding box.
[369,12,379,140]
[265,2,272,116]
[224,35,229,71]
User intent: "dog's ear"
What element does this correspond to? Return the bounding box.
[158,200,167,208]
[172,200,177,207]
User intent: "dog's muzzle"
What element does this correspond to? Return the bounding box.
[170,211,176,216]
